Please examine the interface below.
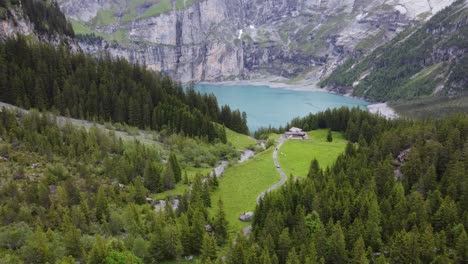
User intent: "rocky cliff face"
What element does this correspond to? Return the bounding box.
[0,1,78,50]
[320,0,468,101]
[58,0,455,83]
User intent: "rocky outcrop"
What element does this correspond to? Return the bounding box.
[0,5,79,51]
[59,0,456,82]
[0,9,34,40]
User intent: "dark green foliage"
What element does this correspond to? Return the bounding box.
[326,129,332,142]
[168,152,182,183]
[1,0,74,37]
[0,108,216,262]
[0,37,248,141]
[200,233,217,263]
[213,198,229,246]
[244,111,468,263]
[255,107,394,145]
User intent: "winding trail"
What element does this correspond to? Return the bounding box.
[256,136,288,203]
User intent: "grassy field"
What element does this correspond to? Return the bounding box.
[152,166,212,200]
[278,129,347,178]
[141,0,172,19]
[150,129,254,203]
[70,20,94,35]
[210,147,279,231]
[226,128,256,150]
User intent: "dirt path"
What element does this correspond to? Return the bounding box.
[0,102,162,147]
[257,135,288,203]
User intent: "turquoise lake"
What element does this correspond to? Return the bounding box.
[193,83,371,132]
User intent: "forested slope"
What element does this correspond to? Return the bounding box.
[0,108,232,263]
[0,37,249,140]
[226,108,468,264]
[321,0,468,102]
[0,0,74,39]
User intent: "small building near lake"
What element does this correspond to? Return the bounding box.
[285,127,309,140]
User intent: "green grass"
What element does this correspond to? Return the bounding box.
[93,8,118,26]
[210,147,279,230]
[112,29,132,45]
[355,29,386,51]
[226,128,256,150]
[153,184,188,200]
[175,0,193,9]
[141,0,172,19]
[267,133,281,141]
[278,130,347,178]
[70,20,94,35]
[152,166,212,200]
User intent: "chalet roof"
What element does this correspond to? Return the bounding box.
[289,127,303,133]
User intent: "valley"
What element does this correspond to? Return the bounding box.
[0,0,467,263]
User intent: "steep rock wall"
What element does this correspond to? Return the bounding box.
[60,0,456,82]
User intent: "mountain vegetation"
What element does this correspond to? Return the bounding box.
[0,37,249,141]
[320,0,468,103]
[0,108,231,263]
[225,108,468,264]
[0,1,467,264]
[0,0,74,37]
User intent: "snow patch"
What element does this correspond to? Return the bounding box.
[394,5,407,15]
[238,29,243,39]
[356,12,368,20]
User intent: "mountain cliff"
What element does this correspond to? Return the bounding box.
[57,0,455,82]
[321,0,468,101]
[0,0,75,45]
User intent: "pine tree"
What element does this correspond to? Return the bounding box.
[96,186,109,223]
[132,236,148,260]
[131,177,147,205]
[202,181,211,207]
[286,248,300,264]
[37,182,50,208]
[190,209,206,254]
[365,196,382,250]
[88,235,109,264]
[168,153,182,183]
[351,237,368,264]
[259,248,272,264]
[277,228,292,264]
[200,233,217,263]
[163,164,175,190]
[214,198,229,246]
[163,224,182,260]
[183,170,189,185]
[80,193,91,229]
[63,215,84,259]
[21,226,50,264]
[326,222,348,263]
[327,129,333,142]
[144,161,162,192]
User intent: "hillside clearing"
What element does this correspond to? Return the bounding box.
[278,129,347,178]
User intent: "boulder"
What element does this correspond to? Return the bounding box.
[239,212,254,222]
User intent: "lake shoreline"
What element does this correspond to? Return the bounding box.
[198,79,323,92]
[197,80,399,120]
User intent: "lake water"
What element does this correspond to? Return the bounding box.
[193,83,370,132]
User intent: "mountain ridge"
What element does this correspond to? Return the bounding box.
[58,0,455,83]
[320,0,468,102]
